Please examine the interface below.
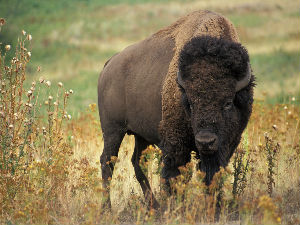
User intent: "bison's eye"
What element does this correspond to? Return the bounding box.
[223,100,233,111]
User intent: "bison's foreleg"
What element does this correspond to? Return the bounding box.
[131,135,159,209]
[161,145,191,194]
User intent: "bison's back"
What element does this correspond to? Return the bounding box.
[98,35,175,144]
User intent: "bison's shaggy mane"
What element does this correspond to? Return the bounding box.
[179,36,250,81]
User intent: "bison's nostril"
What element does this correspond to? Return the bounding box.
[195,131,218,153]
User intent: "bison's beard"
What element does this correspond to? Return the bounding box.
[199,147,229,185]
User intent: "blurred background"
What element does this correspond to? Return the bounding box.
[1,0,299,116]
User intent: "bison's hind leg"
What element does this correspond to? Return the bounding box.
[132,135,159,209]
[100,126,125,188]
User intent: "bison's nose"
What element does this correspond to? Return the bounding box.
[195,131,218,154]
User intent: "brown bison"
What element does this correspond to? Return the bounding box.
[98,10,254,208]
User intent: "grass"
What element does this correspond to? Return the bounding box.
[0,0,300,224]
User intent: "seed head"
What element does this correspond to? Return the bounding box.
[39,77,45,83]
[5,45,11,51]
[54,101,58,106]
[67,114,72,120]
[44,101,49,105]
[27,90,33,96]
[272,124,277,130]
[0,18,5,26]
[22,30,26,35]
[27,34,32,41]
[27,52,31,57]
[9,124,14,129]
[292,97,296,102]
[69,89,74,94]
[48,96,53,100]
[45,81,51,87]
[284,106,287,110]
[58,82,63,87]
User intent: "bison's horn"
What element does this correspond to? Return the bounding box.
[177,70,185,88]
[236,63,251,92]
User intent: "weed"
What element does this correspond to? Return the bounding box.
[263,133,280,197]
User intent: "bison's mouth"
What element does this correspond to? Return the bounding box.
[198,148,216,156]
[198,144,229,185]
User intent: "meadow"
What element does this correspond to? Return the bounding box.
[0,0,299,224]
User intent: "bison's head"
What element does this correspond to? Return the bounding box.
[177,36,254,184]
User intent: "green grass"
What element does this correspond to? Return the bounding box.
[251,50,299,83]
[228,13,266,28]
[1,0,299,116]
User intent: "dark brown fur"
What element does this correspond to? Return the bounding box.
[97,10,254,208]
[161,36,254,185]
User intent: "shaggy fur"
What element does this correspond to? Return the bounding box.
[162,36,255,184]
[179,36,250,81]
[158,11,252,185]
[159,10,239,151]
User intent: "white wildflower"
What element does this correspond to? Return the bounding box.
[27,34,32,41]
[5,45,11,51]
[45,81,51,87]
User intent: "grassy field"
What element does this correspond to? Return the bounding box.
[1,0,299,114]
[0,0,299,224]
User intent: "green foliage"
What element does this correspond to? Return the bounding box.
[229,13,266,28]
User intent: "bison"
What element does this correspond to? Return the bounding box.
[98,10,254,208]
